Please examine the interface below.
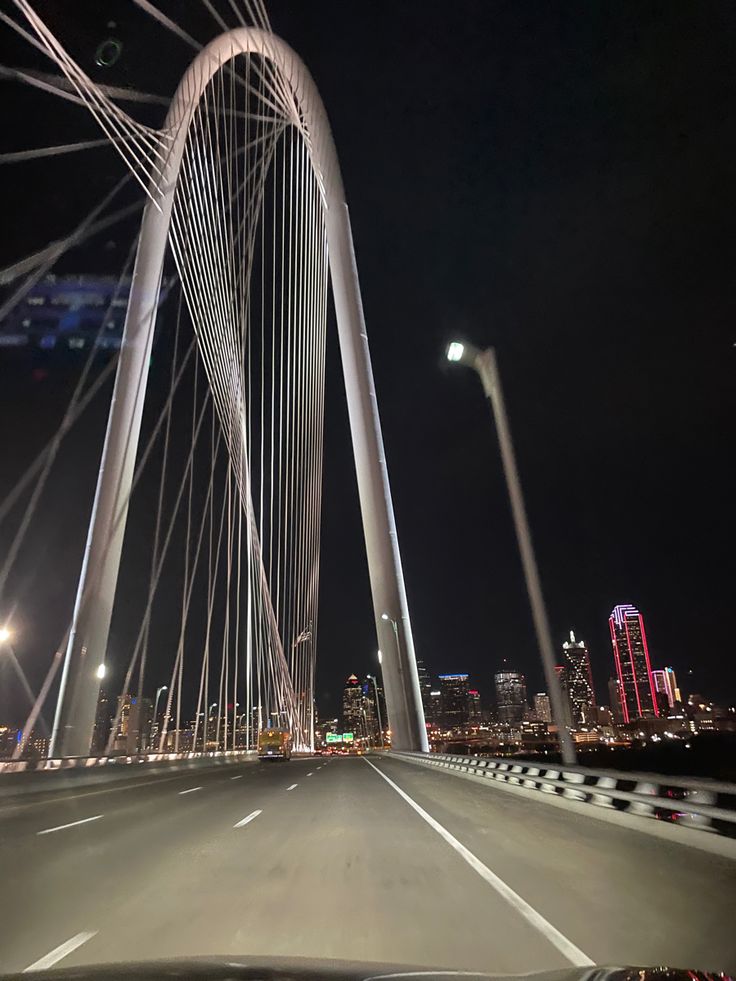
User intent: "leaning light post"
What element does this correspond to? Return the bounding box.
[367,673,385,748]
[151,685,167,750]
[446,341,576,766]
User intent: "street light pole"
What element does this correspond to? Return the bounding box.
[152,685,167,750]
[367,673,385,748]
[446,342,576,766]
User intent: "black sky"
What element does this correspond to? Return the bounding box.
[1,1,735,722]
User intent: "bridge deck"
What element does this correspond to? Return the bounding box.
[0,755,733,974]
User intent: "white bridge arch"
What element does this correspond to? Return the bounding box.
[48,26,428,758]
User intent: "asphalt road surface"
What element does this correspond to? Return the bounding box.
[0,755,734,975]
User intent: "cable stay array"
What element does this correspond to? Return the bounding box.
[1,1,332,756]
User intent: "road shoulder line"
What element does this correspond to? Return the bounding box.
[363,757,593,969]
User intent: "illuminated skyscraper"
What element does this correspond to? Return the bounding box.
[533,692,552,724]
[608,604,658,722]
[494,670,527,723]
[342,674,363,736]
[554,665,574,727]
[467,689,481,724]
[608,677,625,725]
[112,694,153,754]
[562,630,595,725]
[438,674,470,728]
[415,657,433,717]
[428,690,442,725]
[652,667,681,711]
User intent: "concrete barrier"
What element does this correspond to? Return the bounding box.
[0,751,257,802]
[387,750,736,838]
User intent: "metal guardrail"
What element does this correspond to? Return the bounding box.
[0,749,255,775]
[390,751,736,838]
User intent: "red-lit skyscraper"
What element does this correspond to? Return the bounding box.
[608,604,658,722]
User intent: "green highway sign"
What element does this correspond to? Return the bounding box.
[325,732,355,744]
[343,732,354,742]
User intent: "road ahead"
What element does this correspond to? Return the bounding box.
[0,755,734,975]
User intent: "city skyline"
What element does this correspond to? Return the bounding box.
[314,597,712,720]
[0,591,717,739]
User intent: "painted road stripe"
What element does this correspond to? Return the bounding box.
[178,786,202,795]
[307,772,313,776]
[23,932,97,972]
[363,758,594,968]
[286,783,297,791]
[5,772,221,813]
[37,815,102,836]
[230,775,243,780]
[234,809,262,829]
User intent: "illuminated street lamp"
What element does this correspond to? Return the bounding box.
[153,685,168,722]
[446,340,576,766]
[0,627,11,644]
[96,663,106,680]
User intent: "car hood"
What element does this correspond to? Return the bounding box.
[3,955,729,981]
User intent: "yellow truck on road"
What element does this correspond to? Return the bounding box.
[257,728,293,760]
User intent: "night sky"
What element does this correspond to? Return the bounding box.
[1,1,734,724]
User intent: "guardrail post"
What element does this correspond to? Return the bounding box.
[540,769,559,794]
[589,775,617,808]
[523,766,540,790]
[678,789,716,832]
[562,770,587,801]
[627,780,659,816]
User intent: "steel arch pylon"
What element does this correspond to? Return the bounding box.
[50,27,428,759]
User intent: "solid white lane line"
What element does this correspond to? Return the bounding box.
[363,758,594,968]
[286,783,298,791]
[230,775,243,780]
[233,809,262,829]
[23,931,97,972]
[37,815,102,836]
[178,786,203,795]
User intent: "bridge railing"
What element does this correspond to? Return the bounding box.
[0,749,255,775]
[389,751,736,838]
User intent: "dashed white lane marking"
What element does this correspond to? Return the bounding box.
[37,815,102,836]
[230,775,243,780]
[286,783,298,791]
[363,758,594,968]
[178,786,202,795]
[233,809,262,829]
[306,772,313,776]
[23,931,98,972]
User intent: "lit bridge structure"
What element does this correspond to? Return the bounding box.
[0,3,734,977]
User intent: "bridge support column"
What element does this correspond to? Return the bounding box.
[325,203,428,753]
[49,188,175,759]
